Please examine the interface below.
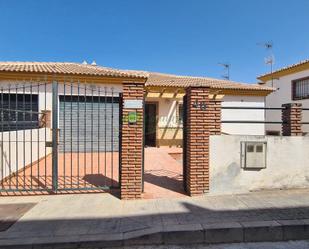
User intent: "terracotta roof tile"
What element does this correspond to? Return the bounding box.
[0,62,148,78]
[145,72,274,91]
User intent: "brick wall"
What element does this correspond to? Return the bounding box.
[208,99,222,135]
[120,82,144,199]
[282,103,302,136]
[185,87,211,196]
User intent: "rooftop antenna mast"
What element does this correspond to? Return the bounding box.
[218,63,230,80]
[258,41,275,86]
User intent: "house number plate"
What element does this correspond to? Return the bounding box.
[124,100,143,109]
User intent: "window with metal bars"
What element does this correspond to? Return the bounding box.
[292,77,309,100]
[0,94,39,131]
[177,103,183,124]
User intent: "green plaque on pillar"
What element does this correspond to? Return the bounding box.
[128,111,137,124]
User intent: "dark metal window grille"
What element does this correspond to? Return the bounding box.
[178,103,183,124]
[0,94,39,131]
[293,77,309,100]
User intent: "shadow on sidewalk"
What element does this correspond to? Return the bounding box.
[2,198,309,236]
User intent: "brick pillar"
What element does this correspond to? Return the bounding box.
[120,82,144,199]
[185,87,211,196]
[282,103,302,136]
[208,99,222,135]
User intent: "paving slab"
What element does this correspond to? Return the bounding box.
[1,189,309,248]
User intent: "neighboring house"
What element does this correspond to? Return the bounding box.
[258,59,309,135]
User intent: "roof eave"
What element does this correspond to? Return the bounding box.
[145,85,274,96]
[258,61,309,82]
[0,71,148,83]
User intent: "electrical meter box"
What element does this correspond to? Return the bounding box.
[241,141,267,169]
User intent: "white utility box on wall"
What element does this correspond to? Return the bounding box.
[241,141,267,169]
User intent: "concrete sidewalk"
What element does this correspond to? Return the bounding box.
[1,189,309,248]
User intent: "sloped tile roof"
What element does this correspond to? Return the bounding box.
[146,72,274,91]
[0,62,148,78]
[0,62,274,92]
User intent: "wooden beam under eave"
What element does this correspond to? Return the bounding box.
[209,94,225,100]
[146,92,161,98]
[145,86,186,94]
[175,93,185,99]
[145,86,272,97]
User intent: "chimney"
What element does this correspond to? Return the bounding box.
[82,60,88,65]
[91,61,97,66]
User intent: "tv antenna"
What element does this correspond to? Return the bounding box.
[257,41,275,86]
[218,63,230,80]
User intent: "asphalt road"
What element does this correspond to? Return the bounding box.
[120,240,309,249]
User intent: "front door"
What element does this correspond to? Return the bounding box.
[145,103,157,147]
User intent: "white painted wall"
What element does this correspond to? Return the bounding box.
[146,95,266,135]
[264,69,309,134]
[210,135,309,195]
[146,97,180,128]
[222,95,265,135]
[0,128,52,180]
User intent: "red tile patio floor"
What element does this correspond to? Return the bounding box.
[143,147,186,199]
[0,153,119,196]
[0,148,186,199]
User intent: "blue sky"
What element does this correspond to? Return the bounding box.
[0,0,308,83]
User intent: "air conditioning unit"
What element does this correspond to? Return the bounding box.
[241,141,267,169]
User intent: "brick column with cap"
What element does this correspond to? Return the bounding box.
[185,86,211,196]
[120,82,144,199]
[282,103,302,136]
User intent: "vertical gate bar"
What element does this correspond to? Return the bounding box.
[77,81,80,187]
[30,83,33,189]
[8,85,11,189]
[70,80,73,188]
[15,84,18,189]
[37,81,40,188]
[23,84,26,189]
[98,87,100,174]
[183,95,187,192]
[84,82,87,187]
[104,87,107,186]
[118,93,122,188]
[52,80,58,192]
[44,79,47,187]
[1,87,3,189]
[91,86,93,176]
[111,87,114,187]
[63,81,66,188]
[142,93,145,192]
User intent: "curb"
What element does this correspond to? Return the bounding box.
[1,219,309,248]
